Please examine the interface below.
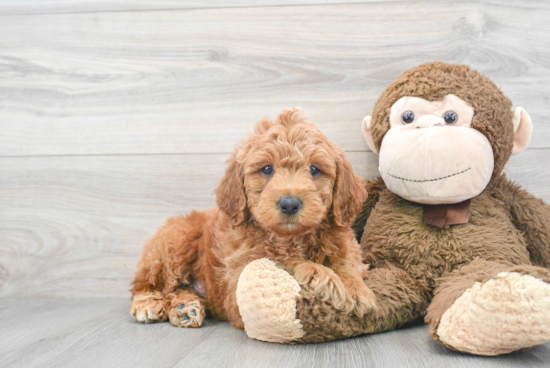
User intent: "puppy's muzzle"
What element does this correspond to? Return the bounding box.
[278,196,302,216]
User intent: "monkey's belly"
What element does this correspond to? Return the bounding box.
[361,191,531,288]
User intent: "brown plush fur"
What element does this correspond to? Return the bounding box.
[292,174,550,344]
[130,107,374,329]
[274,63,550,349]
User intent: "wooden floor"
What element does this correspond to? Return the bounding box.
[1,0,550,366]
[1,298,549,368]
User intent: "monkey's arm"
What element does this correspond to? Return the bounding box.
[351,177,387,242]
[490,174,550,269]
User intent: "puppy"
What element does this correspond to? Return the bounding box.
[130,107,375,329]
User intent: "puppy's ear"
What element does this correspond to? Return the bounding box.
[215,154,249,226]
[331,153,368,228]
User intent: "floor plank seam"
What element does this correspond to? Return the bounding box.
[0,147,548,159]
[0,0,443,18]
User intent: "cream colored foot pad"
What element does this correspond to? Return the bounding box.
[237,258,305,343]
[438,272,550,355]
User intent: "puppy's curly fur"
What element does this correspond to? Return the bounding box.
[130,107,375,329]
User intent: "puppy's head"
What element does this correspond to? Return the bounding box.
[215,107,367,235]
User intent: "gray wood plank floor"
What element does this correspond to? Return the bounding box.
[1,298,549,368]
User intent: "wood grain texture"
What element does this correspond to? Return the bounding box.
[0,151,379,298]
[1,0,550,156]
[0,149,548,298]
[0,0,428,16]
[1,298,549,368]
[0,0,543,16]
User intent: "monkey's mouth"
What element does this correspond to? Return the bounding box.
[388,168,471,183]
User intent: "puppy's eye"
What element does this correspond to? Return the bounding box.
[261,165,274,176]
[443,111,458,125]
[310,166,321,177]
[402,110,415,124]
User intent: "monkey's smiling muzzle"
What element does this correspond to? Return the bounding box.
[366,94,495,205]
[379,123,494,204]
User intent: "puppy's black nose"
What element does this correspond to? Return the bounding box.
[278,196,302,216]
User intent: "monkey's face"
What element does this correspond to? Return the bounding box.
[363,94,494,204]
[362,62,533,205]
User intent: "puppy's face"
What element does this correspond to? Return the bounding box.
[241,123,336,235]
[216,108,367,236]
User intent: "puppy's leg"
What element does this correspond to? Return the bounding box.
[130,213,206,324]
[224,265,247,330]
[131,230,168,323]
[165,289,206,328]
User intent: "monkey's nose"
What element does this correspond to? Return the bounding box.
[428,119,445,128]
[415,115,445,128]
[278,196,302,216]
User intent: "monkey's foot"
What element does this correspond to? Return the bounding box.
[437,272,550,355]
[236,258,305,343]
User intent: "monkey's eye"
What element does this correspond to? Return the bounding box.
[401,110,415,124]
[261,165,274,176]
[443,111,458,125]
[310,166,321,177]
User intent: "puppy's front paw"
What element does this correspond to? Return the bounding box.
[169,301,205,328]
[131,292,167,323]
[343,281,377,317]
[293,263,347,309]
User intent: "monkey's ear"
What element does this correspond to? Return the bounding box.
[361,116,379,154]
[511,107,532,155]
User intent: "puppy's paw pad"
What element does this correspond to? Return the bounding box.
[169,302,205,328]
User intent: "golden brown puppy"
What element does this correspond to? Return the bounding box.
[130,107,375,330]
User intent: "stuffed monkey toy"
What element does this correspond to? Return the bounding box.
[235,62,550,356]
